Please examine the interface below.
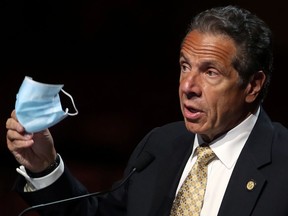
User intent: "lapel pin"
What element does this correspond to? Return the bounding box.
[246,179,256,191]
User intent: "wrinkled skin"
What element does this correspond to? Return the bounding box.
[178,30,266,142]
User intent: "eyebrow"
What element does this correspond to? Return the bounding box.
[179,51,225,73]
[179,51,188,62]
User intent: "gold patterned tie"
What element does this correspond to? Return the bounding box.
[170,145,216,216]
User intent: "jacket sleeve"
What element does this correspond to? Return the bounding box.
[15,127,158,216]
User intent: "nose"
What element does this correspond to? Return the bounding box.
[179,72,201,99]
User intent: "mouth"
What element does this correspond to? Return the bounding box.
[187,106,199,113]
[183,104,203,120]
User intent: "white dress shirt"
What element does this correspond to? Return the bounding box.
[176,107,259,216]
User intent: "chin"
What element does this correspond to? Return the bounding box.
[184,120,199,133]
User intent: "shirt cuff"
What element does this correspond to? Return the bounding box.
[16,154,65,191]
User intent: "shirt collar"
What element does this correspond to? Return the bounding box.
[194,107,260,169]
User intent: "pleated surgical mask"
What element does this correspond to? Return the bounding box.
[15,76,78,133]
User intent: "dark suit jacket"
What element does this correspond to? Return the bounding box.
[17,108,288,216]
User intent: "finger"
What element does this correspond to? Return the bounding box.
[7,136,34,151]
[6,128,33,145]
[11,109,17,119]
[6,117,25,133]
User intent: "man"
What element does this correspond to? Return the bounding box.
[6,5,288,216]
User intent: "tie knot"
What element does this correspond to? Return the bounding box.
[196,145,215,165]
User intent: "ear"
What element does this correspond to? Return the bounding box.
[245,71,266,103]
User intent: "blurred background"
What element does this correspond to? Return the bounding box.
[1,0,287,215]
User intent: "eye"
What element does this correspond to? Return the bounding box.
[205,69,219,77]
[180,61,190,73]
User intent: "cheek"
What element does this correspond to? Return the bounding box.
[211,92,244,124]
[204,91,234,120]
[203,89,221,109]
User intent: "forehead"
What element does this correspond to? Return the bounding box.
[180,30,237,62]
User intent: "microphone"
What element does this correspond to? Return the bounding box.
[18,151,155,216]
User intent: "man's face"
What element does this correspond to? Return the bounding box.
[179,30,253,142]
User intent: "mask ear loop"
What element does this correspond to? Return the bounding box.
[60,89,79,116]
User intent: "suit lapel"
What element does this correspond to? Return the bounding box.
[218,152,267,216]
[218,109,274,216]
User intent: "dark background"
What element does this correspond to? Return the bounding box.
[1,0,287,215]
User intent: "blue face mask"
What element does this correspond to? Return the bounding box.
[15,76,78,133]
